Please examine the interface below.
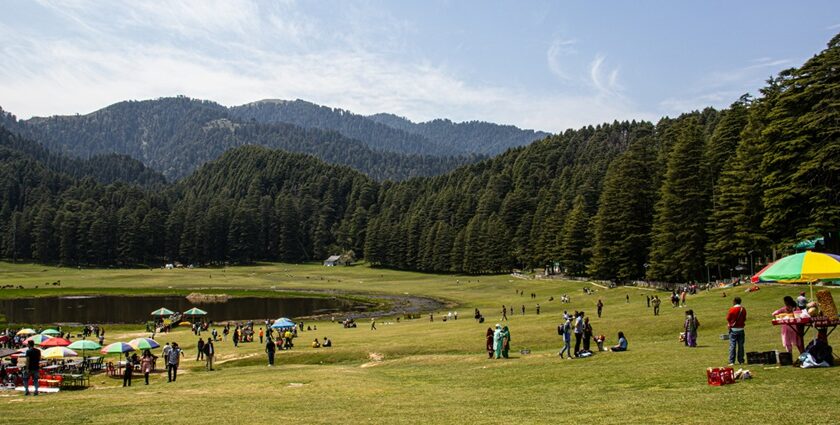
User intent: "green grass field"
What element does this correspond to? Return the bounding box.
[1,262,839,424]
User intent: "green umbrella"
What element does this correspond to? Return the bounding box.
[40,329,61,336]
[183,307,207,316]
[68,339,102,360]
[151,307,175,316]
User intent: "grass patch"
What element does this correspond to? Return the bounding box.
[1,261,838,424]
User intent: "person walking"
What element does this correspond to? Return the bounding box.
[370,318,377,330]
[167,342,183,382]
[726,297,747,365]
[558,317,572,359]
[653,296,661,316]
[140,350,154,385]
[501,305,508,322]
[521,305,525,315]
[573,312,584,357]
[204,338,215,371]
[536,304,540,315]
[596,299,603,318]
[196,338,205,361]
[258,328,264,344]
[265,337,276,366]
[684,310,699,347]
[23,340,41,396]
[626,294,630,304]
[232,328,239,347]
[122,352,133,387]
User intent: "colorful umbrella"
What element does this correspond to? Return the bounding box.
[271,318,296,329]
[24,334,52,345]
[183,307,207,316]
[39,337,71,347]
[40,329,61,336]
[151,307,174,316]
[752,251,840,283]
[16,328,36,336]
[42,347,78,359]
[100,342,135,354]
[129,338,160,351]
[68,339,102,359]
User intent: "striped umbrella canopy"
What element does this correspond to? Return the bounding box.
[184,307,207,316]
[16,328,37,336]
[40,329,61,336]
[151,307,175,316]
[68,340,101,351]
[24,334,52,345]
[42,347,78,359]
[100,342,135,354]
[39,337,72,347]
[129,338,160,351]
[752,251,840,283]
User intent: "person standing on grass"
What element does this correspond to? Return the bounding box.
[772,296,804,354]
[626,294,630,304]
[204,338,215,371]
[123,352,133,387]
[23,340,40,396]
[680,290,687,307]
[167,342,184,382]
[536,304,540,315]
[258,328,264,344]
[521,305,525,315]
[196,338,205,361]
[726,297,747,365]
[653,296,661,316]
[582,317,593,353]
[485,328,494,359]
[232,328,239,347]
[501,326,511,359]
[140,350,154,385]
[501,305,508,321]
[493,324,503,359]
[646,295,650,308]
[558,317,572,359]
[573,312,584,357]
[684,310,699,347]
[597,299,603,318]
[371,318,377,330]
[266,337,276,367]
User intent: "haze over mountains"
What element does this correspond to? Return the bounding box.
[0,97,549,181]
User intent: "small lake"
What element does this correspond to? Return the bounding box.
[0,295,365,324]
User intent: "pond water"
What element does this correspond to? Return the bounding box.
[0,295,365,324]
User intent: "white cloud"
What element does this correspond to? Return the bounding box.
[0,1,657,134]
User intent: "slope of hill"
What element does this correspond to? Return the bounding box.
[368,113,551,155]
[4,98,475,181]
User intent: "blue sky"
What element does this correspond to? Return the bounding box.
[0,0,837,132]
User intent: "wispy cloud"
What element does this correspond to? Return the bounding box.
[0,1,657,133]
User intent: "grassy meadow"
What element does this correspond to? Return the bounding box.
[1,261,839,424]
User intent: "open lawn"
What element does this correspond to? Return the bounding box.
[1,262,839,424]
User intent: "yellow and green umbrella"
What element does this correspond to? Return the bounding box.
[42,347,78,359]
[752,251,840,283]
[16,328,36,336]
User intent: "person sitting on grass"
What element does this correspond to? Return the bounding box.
[322,337,332,347]
[610,332,628,352]
[312,338,321,348]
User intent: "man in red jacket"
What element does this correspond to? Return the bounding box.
[726,297,747,365]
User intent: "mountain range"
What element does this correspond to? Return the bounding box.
[0,97,548,181]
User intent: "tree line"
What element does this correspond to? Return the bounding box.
[0,35,837,282]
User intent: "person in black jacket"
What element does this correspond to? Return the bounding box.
[265,337,276,367]
[23,341,41,396]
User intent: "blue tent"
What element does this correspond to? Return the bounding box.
[271,318,296,329]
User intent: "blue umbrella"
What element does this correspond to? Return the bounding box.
[271,318,296,329]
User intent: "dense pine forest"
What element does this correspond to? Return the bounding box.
[0,35,836,282]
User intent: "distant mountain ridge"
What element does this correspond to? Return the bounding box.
[1,97,479,181]
[367,113,551,156]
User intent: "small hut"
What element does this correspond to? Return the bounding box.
[323,255,342,267]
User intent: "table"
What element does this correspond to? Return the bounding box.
[772,316,840,340]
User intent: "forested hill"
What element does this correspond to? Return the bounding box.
[229,99,459,156]
[0,122,166,187]
[0,34,836,282]
[1,98,477,182]
[230,99,549,156]
[368,113,551,156]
